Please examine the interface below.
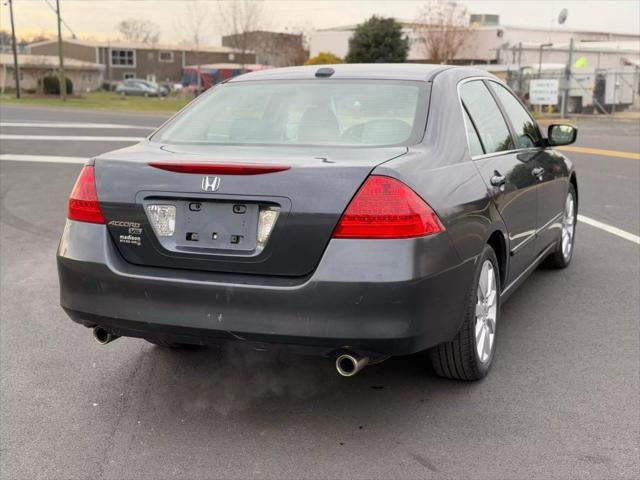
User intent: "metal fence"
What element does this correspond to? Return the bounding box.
[505,67,640,114]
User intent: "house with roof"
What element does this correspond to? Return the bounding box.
[0,53,104,92]
[29,38,256,86]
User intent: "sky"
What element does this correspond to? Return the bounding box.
[2,0,639,45]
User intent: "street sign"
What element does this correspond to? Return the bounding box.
[529,79,559,105]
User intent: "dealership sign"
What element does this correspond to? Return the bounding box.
[529,79,560,105]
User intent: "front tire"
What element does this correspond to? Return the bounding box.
[429,245,500,381]
[544,184,577,269]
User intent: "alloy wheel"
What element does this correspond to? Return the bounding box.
[475,260,497,364]
[561,193,576,261]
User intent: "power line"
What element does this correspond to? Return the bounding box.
[42,0,77,39]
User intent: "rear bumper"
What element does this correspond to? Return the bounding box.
[57,220,475,357]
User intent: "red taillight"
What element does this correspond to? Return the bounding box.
[332,176,444,239]
[68,165,105,224]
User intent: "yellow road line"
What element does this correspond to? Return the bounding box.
[557,145,640,160]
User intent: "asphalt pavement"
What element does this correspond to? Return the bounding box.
[1,104,638,480]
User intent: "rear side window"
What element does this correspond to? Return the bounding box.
[462,108,484,156]
[460,81,513,154]
[489,82,542,148]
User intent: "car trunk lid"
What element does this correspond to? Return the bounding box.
[96,142,407,276]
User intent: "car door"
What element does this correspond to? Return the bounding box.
[460,80,538,285]
[128,81,144,96]
[487,81,567,254]
[122,81,135,94]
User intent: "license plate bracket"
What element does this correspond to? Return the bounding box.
[174,200,259,252]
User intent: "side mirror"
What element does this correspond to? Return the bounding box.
[547,124,577,146]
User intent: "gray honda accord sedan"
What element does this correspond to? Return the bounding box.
[57,64,578,380]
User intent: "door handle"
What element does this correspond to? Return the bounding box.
[532,166,545,178]
[490,172,506,187]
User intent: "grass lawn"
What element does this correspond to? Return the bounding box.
[0,91,191,114]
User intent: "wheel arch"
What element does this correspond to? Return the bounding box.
[486,229,508,290]
[569,171,579,206]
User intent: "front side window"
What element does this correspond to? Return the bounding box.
[154,80,429,147]
[111,49,135,67]
[460,81,513,155]
[489,82,542,149]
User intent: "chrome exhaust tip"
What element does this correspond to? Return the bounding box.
[335,353,369,377]
[92,326,119,345]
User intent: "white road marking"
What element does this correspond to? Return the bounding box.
[0,154,88,164]
[0,134,145,142]
[0,122,155,130]
[578,215,640,245]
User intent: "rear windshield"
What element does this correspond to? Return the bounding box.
[153,80,428,147]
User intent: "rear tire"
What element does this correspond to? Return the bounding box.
[429,245,500,381]
[543,184,577,269]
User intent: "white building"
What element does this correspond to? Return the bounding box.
[309,14,639,69]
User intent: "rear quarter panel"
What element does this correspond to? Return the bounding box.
[374,70,505,267]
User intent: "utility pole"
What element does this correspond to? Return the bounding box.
[538,43,553,78]
[517,42,523,96]
[517,42,523,67]
[561,38,574,118]
[56,0,66,100]
[8,0,21,98]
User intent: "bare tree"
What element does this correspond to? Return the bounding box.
[175,1,210,49]
[266,28,309,66]
[243,30,307,67]
[116,18,160,44]
[174,1,213,94]
[413,0,473,64]
[217,0,264,68]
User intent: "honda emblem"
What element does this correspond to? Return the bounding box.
[201,176,221,192]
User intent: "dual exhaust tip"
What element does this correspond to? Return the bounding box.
[93,327,368,377]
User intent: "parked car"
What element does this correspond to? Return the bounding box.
[115,79,168,97]
[58,64,578,381]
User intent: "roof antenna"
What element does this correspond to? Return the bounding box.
[315,67,335,78]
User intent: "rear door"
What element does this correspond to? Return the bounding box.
[487,81,567,254]
[460,80,538,285]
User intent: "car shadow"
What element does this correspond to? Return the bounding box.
[85,258,592,477]
[131,342,464,415]
[99,265,564,428]
[101,336,490,443]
